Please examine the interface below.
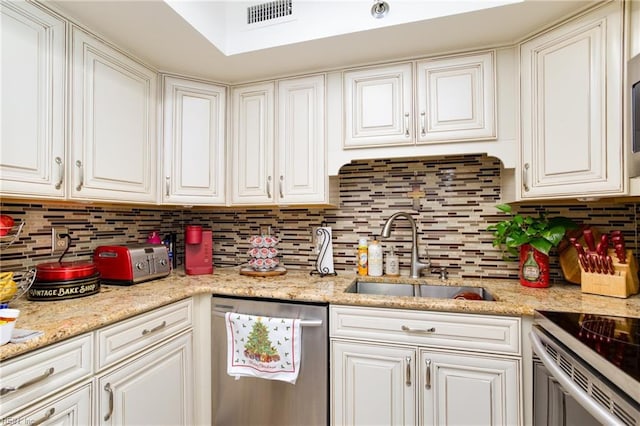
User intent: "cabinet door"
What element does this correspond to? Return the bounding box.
[70,26,157,203]
[0,1,66,198]
[97,332,193,426]
[520,2,623,199]
[332,340,416,426]
[230,82,275,204]
[416,51,496,143]
[5,383,92,426]
[162,76,226,205]
[344,63,413,148]
[277,75,326,204]
[420,350,520,426]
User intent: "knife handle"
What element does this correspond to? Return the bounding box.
[592,254,603,274]
[614,244,627,264]
[570,238,586,256]
[583,229,596,252]
[597,234,609,255]
[578,253,589,272]
[606,256,615,275]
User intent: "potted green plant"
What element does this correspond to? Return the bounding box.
[488,204,577,288]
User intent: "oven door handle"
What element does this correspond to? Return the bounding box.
[529,331,625,426]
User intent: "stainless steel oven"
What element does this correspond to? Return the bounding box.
[531,311,640,426]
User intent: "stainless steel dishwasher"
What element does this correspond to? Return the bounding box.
[212,296,329,426]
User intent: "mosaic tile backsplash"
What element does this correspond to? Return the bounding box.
[1,155,638,284]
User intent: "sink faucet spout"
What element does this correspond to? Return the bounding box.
[381,212,430,279]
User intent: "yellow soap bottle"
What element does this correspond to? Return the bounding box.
[357,238,368,276]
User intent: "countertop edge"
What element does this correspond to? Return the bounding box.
[2,268,639,361]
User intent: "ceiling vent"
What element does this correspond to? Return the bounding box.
[247,0,293,24]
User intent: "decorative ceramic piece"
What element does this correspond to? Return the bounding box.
[247,247,278,258]
[249,235,279,248]
[248,234,280,271]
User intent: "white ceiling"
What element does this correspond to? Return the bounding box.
[164,0,523,56]
[48,0,596,84]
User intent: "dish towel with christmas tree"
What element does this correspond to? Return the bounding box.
[225,312,302,384]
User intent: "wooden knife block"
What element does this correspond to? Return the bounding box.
[580,250,639,298]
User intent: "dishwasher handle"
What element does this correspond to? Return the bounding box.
[212,309,323,327]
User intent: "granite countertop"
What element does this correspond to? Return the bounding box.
[2,266,640,361]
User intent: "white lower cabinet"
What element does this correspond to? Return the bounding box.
[332,341,416,426]
[0,299,197,426]
[330,305,522,426]
[8,383,92,426]
[94,298,194,425]
[419,350,519,426]
[96,331,193,425]
[0,334,93,419]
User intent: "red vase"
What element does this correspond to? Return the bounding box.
[518,244,550,288]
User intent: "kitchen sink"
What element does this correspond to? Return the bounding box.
[344,280,495,301]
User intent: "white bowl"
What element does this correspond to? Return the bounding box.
[0,321,15,345]
[0,308,19,345]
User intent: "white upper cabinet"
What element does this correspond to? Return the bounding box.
[0,1,66,199]
[230,82,275,204]
[343,51,496,149]
[519,1,623,199]
[231,75,328,206]
[162,76,226,205]
[70,26,158,204]
[277,74,326,204]
[343,63,413,147]
[416,52,496,143]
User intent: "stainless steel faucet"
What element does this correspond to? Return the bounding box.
[381,212,430,279]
